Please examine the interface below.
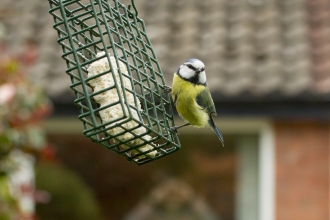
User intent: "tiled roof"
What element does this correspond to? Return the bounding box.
[308,0,330,93]
[1,0,329,100]
[1,0,67,96]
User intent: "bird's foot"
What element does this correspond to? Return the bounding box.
[170,123,190,133]
[170,126,178,133]
[163,85,172,93]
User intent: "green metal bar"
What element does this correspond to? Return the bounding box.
[98,0,137,122]
[58,0,100,133]
[90,0,128,121]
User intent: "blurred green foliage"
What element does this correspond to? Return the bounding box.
[0,41,52,219]
[35,163,103,220]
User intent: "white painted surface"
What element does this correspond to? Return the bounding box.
[236,136,259,220]
[258,124,276,220]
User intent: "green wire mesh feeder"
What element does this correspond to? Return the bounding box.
[48,0,181,165]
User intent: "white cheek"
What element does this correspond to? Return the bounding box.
[199,72,207,84]
[180,65,195,79]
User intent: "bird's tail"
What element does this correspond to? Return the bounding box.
[208,116,224,147]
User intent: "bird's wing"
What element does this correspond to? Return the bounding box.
[208,115,224,146]
[195,87,217,116]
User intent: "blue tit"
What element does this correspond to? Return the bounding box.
[165,58,224,146]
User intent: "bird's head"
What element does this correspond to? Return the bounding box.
[177,58,206,85]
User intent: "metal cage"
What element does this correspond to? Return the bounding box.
[48,0,180,165]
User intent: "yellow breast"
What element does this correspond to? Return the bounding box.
[171,73,209,127]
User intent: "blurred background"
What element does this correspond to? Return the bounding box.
[0,0,330,219]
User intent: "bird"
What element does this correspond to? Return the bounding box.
[164,58,224,146]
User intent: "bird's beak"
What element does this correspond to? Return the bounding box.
[197,68,205,74]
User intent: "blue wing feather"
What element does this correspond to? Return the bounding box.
[208,116,224,147]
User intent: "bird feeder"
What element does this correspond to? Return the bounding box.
[48,0,181,165]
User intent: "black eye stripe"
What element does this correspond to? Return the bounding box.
[186,64,198,71]
[185,64,205,73]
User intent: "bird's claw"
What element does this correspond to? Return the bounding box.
[170,126,178,133]
[163,85,172,94]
